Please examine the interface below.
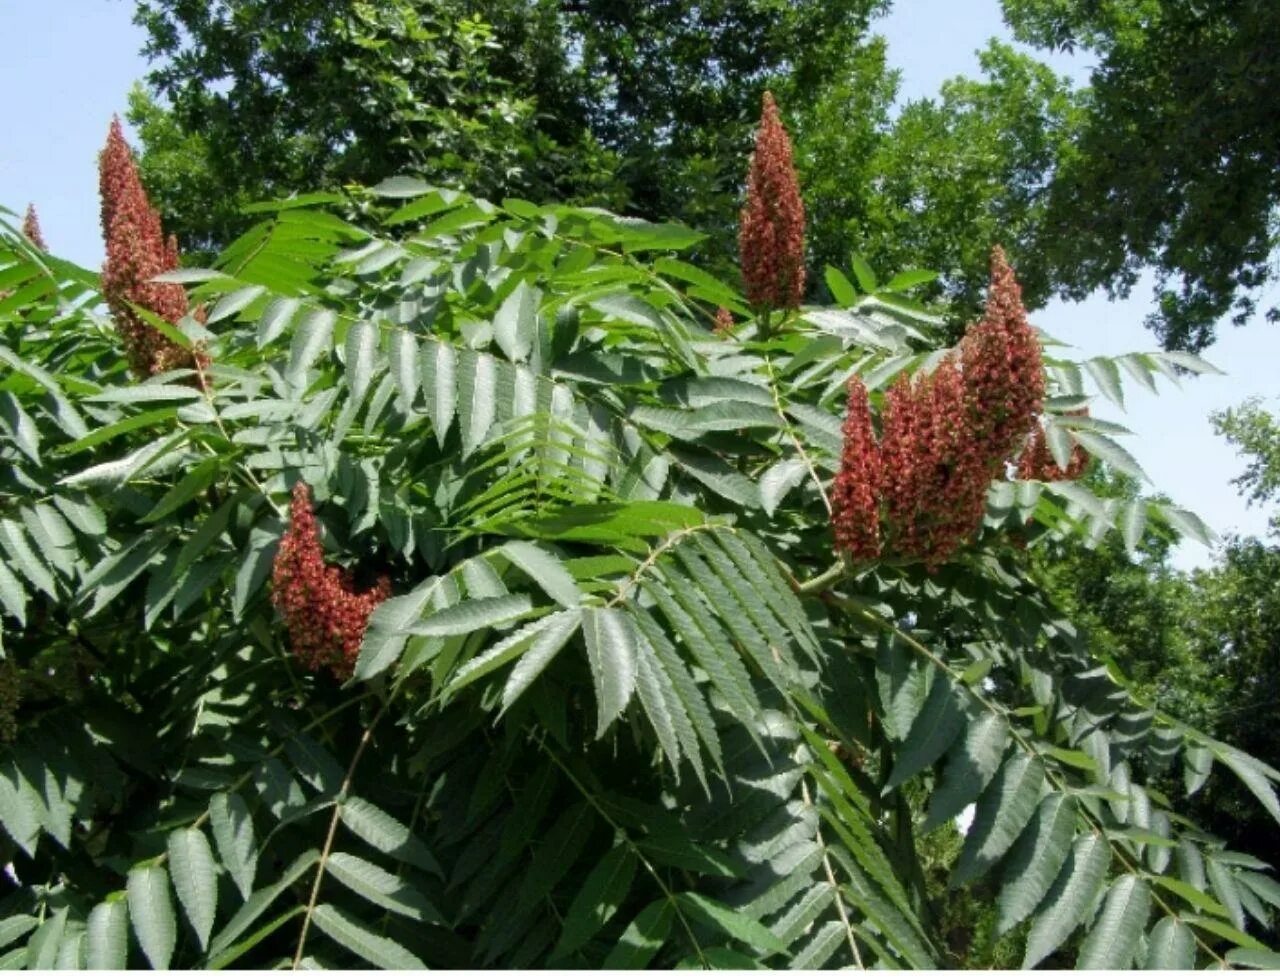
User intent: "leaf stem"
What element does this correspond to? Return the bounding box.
[291,698,389,970]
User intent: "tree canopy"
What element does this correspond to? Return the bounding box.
[1004,0,1280,350]
[128,0,1280,352]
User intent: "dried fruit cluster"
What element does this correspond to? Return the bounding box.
[713,306,736,335]
[98,117,204,380]
[831,377,882,561]
[833,248,1047,568]
[272,483,391,680]
[1017,409,1091,482]
[2,205,47,302]
[21,205,46,251]
[739,91,806,312]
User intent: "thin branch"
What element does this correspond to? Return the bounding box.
[800,776,864,969]
[291,698,389,969]
[608,522,720,608]
[763,353,832,515]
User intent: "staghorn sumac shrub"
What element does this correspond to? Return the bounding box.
[0,146,1270,970]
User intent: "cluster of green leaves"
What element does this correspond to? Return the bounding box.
[0,187,1277,969]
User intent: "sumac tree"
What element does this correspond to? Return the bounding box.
[0,106,1275,969]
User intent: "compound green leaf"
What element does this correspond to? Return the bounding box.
[1023,833,1111,967]
[209,791,257,900]
[339,796,441,877]
[86,898,129,970]
[500,608,582,711]
[884,674,967,792]
[553,844,637,959]
[759,458,809,516]
[952,754,1044,888]
[310,903,426,970]
[405,594,532,637]
[996,793,1077,933]
[603,899,673,969]
[924,714,1008,832]
[500,540,580,607]
[676,893,787,956]
[1145,916,1196,969]
[344,319,378,402]
[325,852,442,922]
[286,307,335,384]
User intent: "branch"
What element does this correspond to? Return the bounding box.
[291,699,389,970]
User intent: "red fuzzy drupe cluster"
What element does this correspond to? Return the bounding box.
[832,247,1048,569]
[832,377,882,561]
[98,116,206,380]
[739,92,806,313]
[271,483,391,680]
[1017,409,1091,482]
[713,306,736,335]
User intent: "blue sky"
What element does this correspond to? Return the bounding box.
[1,0,1275,569]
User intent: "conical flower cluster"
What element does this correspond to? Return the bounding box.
[1017,409,1090,481]
[21,205,47,251]
[960,247,1046,465]
[271,483,391,680]
[713,306,736,335]
[832,248,1047,569]
[832,377,882,561]
[739,92,806,312]
[98,116,200,379]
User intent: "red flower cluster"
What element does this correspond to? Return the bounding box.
[831,248,1046,568]
[960,247,1045,464]
[21,205,47,251]
[832,377,882,560]
[713,306,735,335]
[271,483,391,680]
[739,91,806,312]
[1017,409,1090,481]
[98,116,203,380]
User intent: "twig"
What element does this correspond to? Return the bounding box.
[800,776,864,968]
[291,699,389,969]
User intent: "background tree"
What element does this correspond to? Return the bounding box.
[845,42,1081,334]
[1214,400,1280,525]
[130,0,1280,352]
[129,0,888,267]
[1004,0,1280,351]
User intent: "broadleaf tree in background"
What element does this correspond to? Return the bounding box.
[1,94,1279,970]
[127,0,1280,352]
